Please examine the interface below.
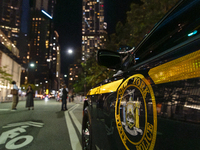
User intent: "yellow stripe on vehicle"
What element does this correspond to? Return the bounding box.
[87,79,123,95]
[149,49,200,84]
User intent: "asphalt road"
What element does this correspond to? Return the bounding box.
[0,98,83,150]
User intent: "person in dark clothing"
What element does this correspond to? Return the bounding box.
[61,85,68,111]
[11,81,19,110]
[71,94,74,102]
[26,85,34,110]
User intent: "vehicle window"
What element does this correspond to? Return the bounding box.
[135,0,200,63]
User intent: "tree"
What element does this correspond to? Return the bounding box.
[73,53,115,94]
[0,65,12,85]
[105,0,179,50]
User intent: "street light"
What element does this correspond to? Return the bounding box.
[68,49,73,54]
[30,63,35,67]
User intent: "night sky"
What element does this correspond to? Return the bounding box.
[20,0,142,76]
[54,0,138,75]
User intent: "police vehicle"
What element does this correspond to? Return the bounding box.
[82,0,200,149]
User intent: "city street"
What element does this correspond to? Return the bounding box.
[0,98,83,150]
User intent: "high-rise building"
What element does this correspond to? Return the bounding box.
[82,0,107,61]
[0,0,23,46]
[27,0,56,94]
[68,64,82,93]
[0,0,23,101]
[51,30,60,92]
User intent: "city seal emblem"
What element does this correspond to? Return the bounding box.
[115,74,157,150]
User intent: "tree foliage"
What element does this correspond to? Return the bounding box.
[0,65,12,84]
[73,53,115,93]
[105,0,179,50]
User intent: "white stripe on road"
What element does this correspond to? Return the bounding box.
[69,104,82,134]
[0,109,10,111]
[3,121,44,128]
[65,104,82,150]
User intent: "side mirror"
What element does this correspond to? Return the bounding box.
[97,50,122,69]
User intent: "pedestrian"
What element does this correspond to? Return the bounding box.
[26,85,34,110]
[71,94,74,102]
[11,81,19,110]
[61,85,68,111]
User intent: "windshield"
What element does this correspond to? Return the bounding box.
[134,0,200,64]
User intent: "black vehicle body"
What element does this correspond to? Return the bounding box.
[82,0,200,150]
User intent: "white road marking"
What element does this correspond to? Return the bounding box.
[0,109,10,111]
[0,121,44,149]
[3,121,44,128]
[5,135,33,149]
[69,104,82,134]
[65,104,82,150]
[0,127,27,145]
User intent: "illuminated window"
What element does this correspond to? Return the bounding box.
[36,61,38,63]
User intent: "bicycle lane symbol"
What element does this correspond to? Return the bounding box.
[0,121,44,149]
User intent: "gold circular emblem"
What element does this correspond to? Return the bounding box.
[115,74,157,150]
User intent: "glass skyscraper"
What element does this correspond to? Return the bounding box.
[82,0,107,61]
[0,0,23,46]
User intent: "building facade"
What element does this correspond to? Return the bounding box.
[0,0,23,46]
[82,0,107,61]
[68,64,82,93]
[50,30,60,93]
[27,0,57,94]
[0,30,22,102]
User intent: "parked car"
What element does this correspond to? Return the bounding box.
[82,0,200,150]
